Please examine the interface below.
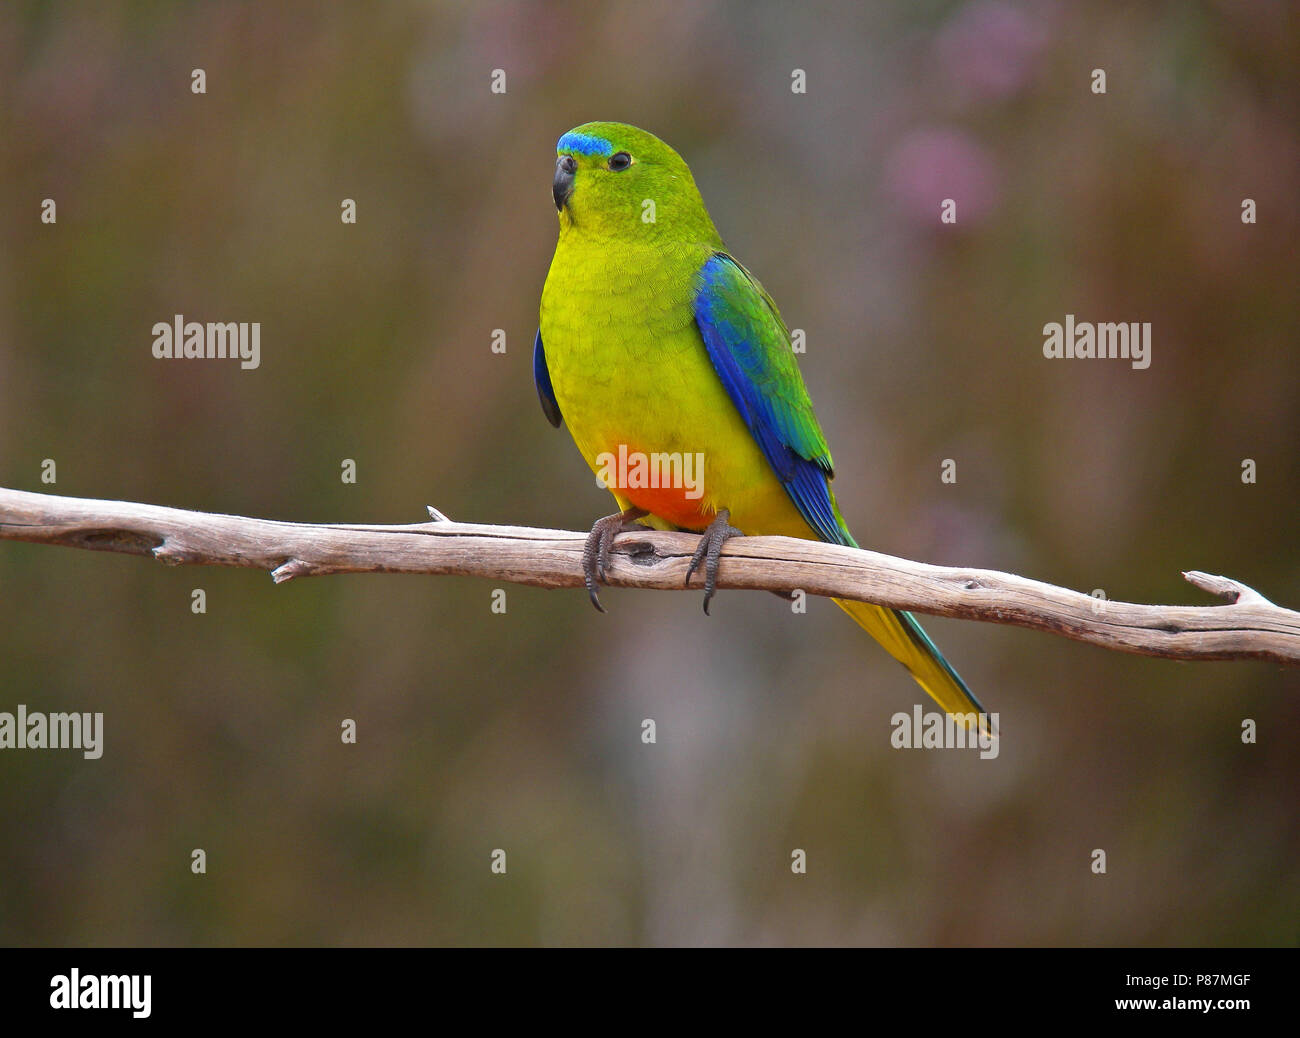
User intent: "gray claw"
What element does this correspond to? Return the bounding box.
[684,508,744,614]
[582,507,648,612]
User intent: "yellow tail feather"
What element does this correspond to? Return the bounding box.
[834,598,993,734]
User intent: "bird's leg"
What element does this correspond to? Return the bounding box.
[582,506,648,613]
[684,508,744,615]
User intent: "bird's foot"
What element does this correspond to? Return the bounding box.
[684,508,744,615]
[582,507,648,612]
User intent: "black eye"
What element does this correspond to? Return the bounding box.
[608,152,632,171]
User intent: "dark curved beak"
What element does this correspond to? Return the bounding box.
[553,154,576,211]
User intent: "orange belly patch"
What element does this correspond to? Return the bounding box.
[593,441,714,531]
[623,484,713,530]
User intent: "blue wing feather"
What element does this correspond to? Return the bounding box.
[534,327,562,428]
[693,254,850,546]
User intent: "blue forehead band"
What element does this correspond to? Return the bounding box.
[557,132,613,157]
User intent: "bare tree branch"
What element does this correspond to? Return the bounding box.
[1,487,1296,665]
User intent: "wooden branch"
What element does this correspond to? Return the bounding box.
[1,487,1296,665]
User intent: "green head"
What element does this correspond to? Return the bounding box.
[552,121,721,244]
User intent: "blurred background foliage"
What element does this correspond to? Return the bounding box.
[0,0,1297,945]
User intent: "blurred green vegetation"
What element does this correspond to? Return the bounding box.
[0,0,1297,945]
